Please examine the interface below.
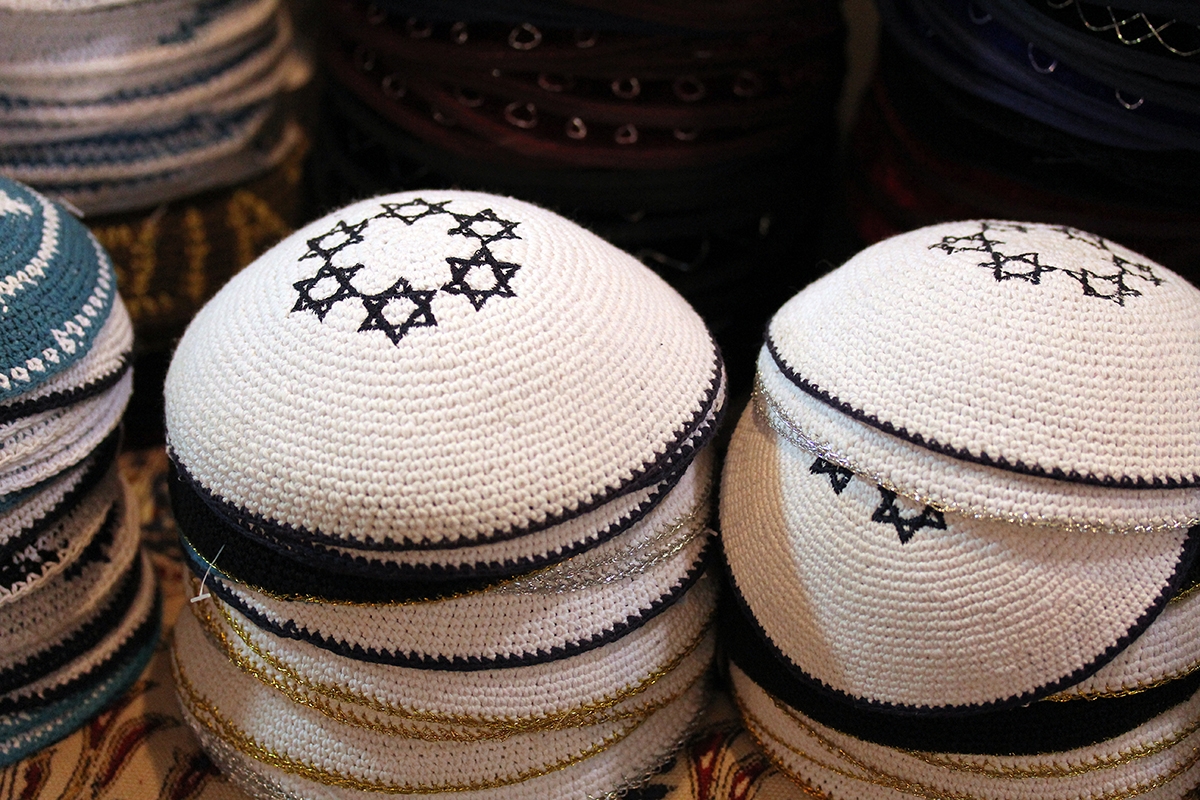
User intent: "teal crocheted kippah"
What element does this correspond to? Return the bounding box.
[0,176,115,403]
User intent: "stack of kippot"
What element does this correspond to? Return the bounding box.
[720,220,1200,799]
[165,189,725,798]
[0,0,309,216]
[309,0,846,389]
[847,0,1200,279]
[0,176,159,766]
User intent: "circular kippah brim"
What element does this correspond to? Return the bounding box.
[0,549,157,714]
[0,425,118,520]
[731,663,1200,800]
[0,177,116,403]
[721,399,1199,711]
[765,220,1200,487]
[206,536,713,670]
[721,587,1200,756]
[0,370,130,500]
[0,424,117,550]
[0,477,141,676]
[1049,588,1200,700]
[177,644,708,800]
[0,464,121,604]
[165,190,722,549]
[170,424,716,582]
[756,349,1200,533]
[173,602,714,745]
[0,628,155,769]
[0,298,131,426]
[186,568,716,724]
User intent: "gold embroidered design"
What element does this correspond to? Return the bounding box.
[182,207,210,306]
[227,189,290,268]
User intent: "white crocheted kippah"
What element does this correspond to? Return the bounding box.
[720,400,1196,711]
[731,664,1200,800]
[165,190,720,550]
[767,220,1200,492]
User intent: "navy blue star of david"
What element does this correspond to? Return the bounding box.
[446,208,521,244]
[810,457,854,494]
[374,198,453,225]
[300,219,369,262]
[292,263,364,321]
[871,488,945,545]
[442,248,520,311]
[357,278,438,345]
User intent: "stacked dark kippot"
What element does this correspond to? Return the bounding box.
[311,0,846,388]
[720,221,1200,799]
[0,176,159,767]
[166,190,726,798]
[848,0,1200,278]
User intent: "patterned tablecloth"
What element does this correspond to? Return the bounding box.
[0,448,810,800]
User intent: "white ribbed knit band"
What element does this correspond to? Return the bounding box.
[756,353,1200,534]
[0,298,130,420]
[0,370,130,498]
[721,400,1194,710]
[0,464,120,605]
[766,221,1200,489]
[1,477,140,668]
[281,442,716,577]
[211,526,711,666]
[166,190,720,548]
[0,0,280,93]
[732,664,1200,800]
[192,569,716,723]
[177,649,708,800]
[0,11,296,134]
[0,548,155,706]
[1049,588,1200,701]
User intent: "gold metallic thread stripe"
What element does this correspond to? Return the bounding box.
[172,641,694,794]
[733,685,1200,798]
[1043,660,1200,702]
[191,588,714,736]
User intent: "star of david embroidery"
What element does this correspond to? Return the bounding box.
[446,208,521,244]
[290,198,523,345]
[443,248,520,310]
[871,488,945,545]
[300,219,369,262]
[928,221,1163,304]
[810,457,854,494]
[357,278,438,345]
[374,198,453,225]
[292,262,364,321]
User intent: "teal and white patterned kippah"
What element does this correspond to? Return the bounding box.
[0,176,115,403]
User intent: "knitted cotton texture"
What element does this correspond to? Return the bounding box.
[165,190,721,549]
[721,399,1198,711]
[0,177,116,403]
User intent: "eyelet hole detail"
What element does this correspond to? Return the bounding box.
[504,101,538,128]
[508,23,542,50]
